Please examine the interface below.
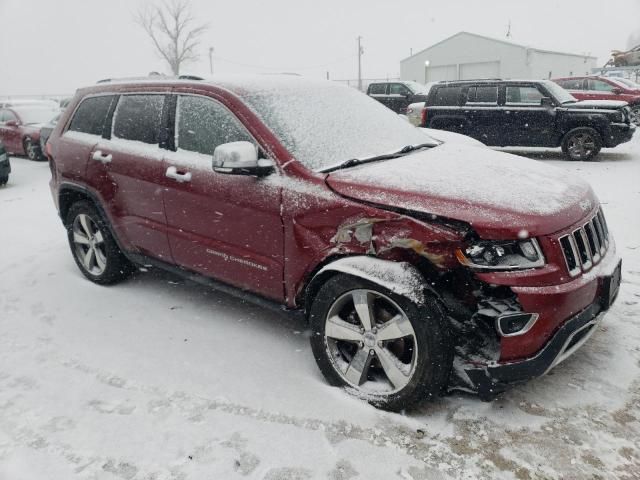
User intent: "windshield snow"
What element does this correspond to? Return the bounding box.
[238,80,436,171]
[14,107,60,125]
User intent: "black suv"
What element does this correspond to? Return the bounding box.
[422,80,636,161]
[367,81,431,114]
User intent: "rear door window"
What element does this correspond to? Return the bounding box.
[368,83,387,95]
[557,79,584,90]
[68,95,115,136]
[505,86,545,105]
[112,95,165,145]
[587,79,615,92]
[466,86,498,104]
[431,86,463,106]
[176,95,253,156]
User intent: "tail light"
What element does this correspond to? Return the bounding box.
[420,107,428,126]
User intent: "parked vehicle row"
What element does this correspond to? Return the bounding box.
[419,79,635,161]
[0,105,60,161]
[46,76,621,410]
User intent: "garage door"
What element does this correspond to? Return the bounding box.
[426,64,458,82]
[459,61,500,80]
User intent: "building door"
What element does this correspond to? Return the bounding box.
[459,61,500,80]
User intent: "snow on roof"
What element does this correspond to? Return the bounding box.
[401,31,598,63]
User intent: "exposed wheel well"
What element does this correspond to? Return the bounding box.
[301,255,446,319]
[59,188,96,226]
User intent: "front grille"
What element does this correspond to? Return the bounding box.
[559,208,610,277]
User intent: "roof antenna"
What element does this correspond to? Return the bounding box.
[506,20,512,39]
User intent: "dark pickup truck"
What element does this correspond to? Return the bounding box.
[421,79,636,160]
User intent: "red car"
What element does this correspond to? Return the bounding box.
[0,105,60,160]
[553,76,640,125]
[46,76,621,410]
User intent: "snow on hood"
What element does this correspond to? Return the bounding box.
[326,143,597,238]
[570,100,628,109]
[419,127,485,147]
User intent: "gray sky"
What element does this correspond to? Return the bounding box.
[1,0,639,96]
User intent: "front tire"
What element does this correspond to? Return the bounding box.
[23,137,42,161]
[65,201,134,285]
[309,273,452,411]
[561,128,602,161]
[0,175,7,186]
[630,106,640,127]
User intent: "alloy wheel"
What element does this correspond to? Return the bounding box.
[630,107,640,127]
[324,289,418,394]
[24,138,38,160]
[567,132,596,160]
[72,214,107,276]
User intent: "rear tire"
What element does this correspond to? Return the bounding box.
[561,128,602,161]
[65,201,134,285]
[0,175,7,186]
[23,137,43,161]
[309,273,452,411]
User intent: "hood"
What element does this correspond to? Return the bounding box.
[568,99,628,109]
[420,127,485,147]
[326,143,597,239]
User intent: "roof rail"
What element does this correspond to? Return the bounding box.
[96,73,204,84]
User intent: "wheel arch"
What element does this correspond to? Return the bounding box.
[57,183,130,255]
[303,255,434,318]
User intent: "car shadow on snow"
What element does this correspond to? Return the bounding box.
[497,147,636,163]
[125,266,310,344]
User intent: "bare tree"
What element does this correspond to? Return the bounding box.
[135,0,208,75]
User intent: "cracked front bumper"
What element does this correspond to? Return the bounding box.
[463,259,621,400]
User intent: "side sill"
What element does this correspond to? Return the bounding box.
[126,253,305,322]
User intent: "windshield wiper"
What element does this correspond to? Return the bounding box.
[320,143,436,173]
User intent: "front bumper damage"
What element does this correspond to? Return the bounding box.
[455,259,621,400]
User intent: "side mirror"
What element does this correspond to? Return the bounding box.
[5,120,19,127]
[212,141,275,177]
[540,97,555,108]
[612,88,622,95]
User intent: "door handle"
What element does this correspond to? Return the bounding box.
[165,166,192,183]
[92,150,112,164]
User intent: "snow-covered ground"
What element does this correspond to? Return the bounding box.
[1,137,639,480]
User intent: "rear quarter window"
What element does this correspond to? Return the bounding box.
[68,95,115,136]
[430,86,463,106]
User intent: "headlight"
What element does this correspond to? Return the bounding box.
[0,153,7,163]
[455,238,545,270]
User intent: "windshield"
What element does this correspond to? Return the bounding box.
[543,80,577,104]
[403,81,430,94]
[239,80,437,171]
[14,107,60,125]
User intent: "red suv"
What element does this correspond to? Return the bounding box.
[47,76,622,410]
[553,76,640,125]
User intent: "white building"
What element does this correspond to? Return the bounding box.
[401,32,597,83]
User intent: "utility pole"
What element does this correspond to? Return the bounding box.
[506,20,512,39]
[357,36,363,91]
[209,47,214,74]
